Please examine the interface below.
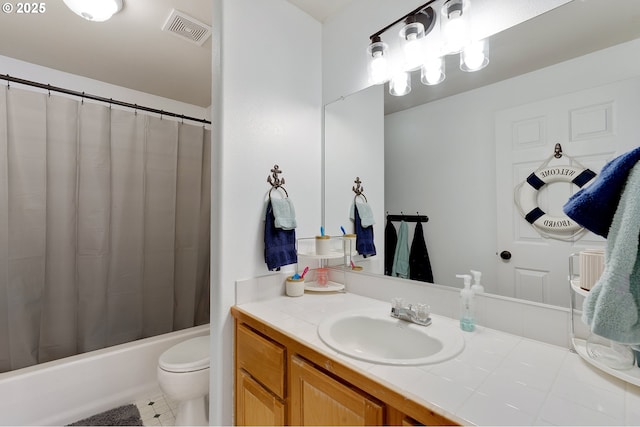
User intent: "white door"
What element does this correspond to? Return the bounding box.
[495,77,640,307]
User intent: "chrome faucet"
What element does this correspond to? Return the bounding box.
[390,298,431,326]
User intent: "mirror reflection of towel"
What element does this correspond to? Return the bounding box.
[385,219,397,276]
[350,202,375,227]
[392,221,409,278]
[354,204,376,256]
[409,221,433,283]
[264,200,297,271]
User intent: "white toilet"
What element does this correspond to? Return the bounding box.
[157,335,210,426]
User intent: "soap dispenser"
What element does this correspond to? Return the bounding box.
[456,274,476,332]
[470,270,485,293]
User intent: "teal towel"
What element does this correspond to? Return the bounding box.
[392,221,410,279]
[350,202,375,228]
[582,161,640,344]
[270,198,297,230]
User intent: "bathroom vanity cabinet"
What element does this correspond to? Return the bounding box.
[232,306,458,426]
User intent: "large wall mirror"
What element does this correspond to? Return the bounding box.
[324,0,640,308]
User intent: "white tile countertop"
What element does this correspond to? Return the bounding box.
[236,291,640,426]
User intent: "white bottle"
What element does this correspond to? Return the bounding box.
[470,270,485,293]
[456,274,476,332]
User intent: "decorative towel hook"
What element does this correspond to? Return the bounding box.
[554,143,563,159]
[267,164,288,198]
[353,177,364,196]
[352,177,368,202]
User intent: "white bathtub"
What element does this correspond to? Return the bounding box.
[0,324,209,426]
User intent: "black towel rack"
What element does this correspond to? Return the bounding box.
[387,212,429,223]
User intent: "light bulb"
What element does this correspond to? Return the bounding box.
[389,72,411,96]
[400,21,425,71]
[369,52,390,85]
[421,57,445,85]
[441,0,469,54]
[461,39,489,72]
[367,38,390,85]
[63,0,123,22]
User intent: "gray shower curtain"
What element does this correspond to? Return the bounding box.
[0,86,211,372]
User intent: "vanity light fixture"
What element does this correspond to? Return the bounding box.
[367,0,489,97]
[63,0,123,22]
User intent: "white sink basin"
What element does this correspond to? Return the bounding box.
[318,309,465,365]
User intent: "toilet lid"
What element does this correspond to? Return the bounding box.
[159,335,210,373]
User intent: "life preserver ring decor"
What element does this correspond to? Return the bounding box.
[516,165,596,236]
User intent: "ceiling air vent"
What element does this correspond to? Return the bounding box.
[162,9,212,46]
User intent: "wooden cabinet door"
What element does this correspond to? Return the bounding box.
[236,369,285,426]
[290,355,384,426]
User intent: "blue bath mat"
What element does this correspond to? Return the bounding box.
[67,403,142,426]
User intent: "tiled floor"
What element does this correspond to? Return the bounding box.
[134,389,177,426]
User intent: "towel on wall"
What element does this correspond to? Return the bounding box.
[563,146,640,237]
[409,221,434,283]
[264,200,297,271]
[582,160,640,344]
[350,202,375,227]
[269,198,297,230]
[385,219,398,276]
[354,203,376,256]
[392,221,410,279]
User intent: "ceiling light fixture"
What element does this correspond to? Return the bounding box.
[63,0,123,22]
[367,0,489,97]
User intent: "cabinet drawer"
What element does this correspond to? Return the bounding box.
[236,323,286,398]
[236,369,285,426]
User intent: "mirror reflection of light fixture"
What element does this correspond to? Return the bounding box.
[367,0,488,97]
[440,0,469,54]
[399,16,426,71]
[389,71,411,96]
[63,0,123,22]
[421,56,445,85]
[367,36,391,85]
[460,38,489,71]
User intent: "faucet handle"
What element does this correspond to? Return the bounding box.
[415,303,430,322]
[391,297,405,308]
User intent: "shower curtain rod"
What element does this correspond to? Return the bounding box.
[0,74,211,125]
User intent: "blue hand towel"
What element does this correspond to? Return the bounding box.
[563,146,640,237]
[264,200,297,271]
[354,204,376,256]
[270,198,297,230]
[392,221,410,279]
[582,160,640,344]
[350,202,375,227]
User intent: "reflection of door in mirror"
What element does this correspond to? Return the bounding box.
[324,86,385,274]
[496,78,640,307]
[384,39,640,307]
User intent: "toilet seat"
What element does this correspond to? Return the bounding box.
[159,335,210,373]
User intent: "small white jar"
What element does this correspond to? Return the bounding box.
[286,276,305,297]
[315,235,331,255]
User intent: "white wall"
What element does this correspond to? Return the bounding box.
[0,55,209,121]
[385,38,640,295]
[210,0,322,424]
